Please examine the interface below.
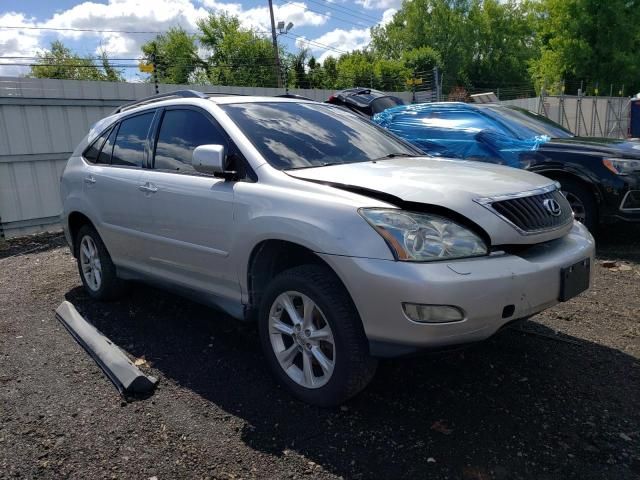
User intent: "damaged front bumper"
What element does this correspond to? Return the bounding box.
[320,222,595,357]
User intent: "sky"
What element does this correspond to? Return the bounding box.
[0,0,400,78]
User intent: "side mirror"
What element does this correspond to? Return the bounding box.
[192,144,226,175]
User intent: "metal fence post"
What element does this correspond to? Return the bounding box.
[432,66,440,102]
[151,51,159,95]
[411,71,416,103]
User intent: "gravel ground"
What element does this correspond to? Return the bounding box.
[0,226,638,480]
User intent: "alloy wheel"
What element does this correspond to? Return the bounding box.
[79,235,102,291]
[268,291,336,389]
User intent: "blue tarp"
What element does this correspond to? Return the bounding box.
[373,103,550,167]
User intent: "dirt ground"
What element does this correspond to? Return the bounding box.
[0,226,638,480]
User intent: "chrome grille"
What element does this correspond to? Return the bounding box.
[490,189,573,233]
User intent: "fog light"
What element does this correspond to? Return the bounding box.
[402,303,465,323]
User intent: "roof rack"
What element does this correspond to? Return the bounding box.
[112,89,207,114]
[204,92,248,97]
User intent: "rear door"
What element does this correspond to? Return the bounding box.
[82,111,155,272]
[140,106,239,301]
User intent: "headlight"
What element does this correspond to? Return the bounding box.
[603,158,640,175]
[359,208,488,261]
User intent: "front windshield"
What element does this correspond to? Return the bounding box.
[221,102,420,170]
[483,106,573,139]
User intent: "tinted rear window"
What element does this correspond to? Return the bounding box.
[112,112,154,167]
[84,126,112,163]
[98,127,117,165]
[370,96,406,114]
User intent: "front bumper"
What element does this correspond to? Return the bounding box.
[602,174,640,223]
[612,189,640,222]
[320,222,595,357]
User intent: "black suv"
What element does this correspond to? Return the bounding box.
[326,88,406,117]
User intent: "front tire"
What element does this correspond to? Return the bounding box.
[258,265,377,407]
[75,224,124,300]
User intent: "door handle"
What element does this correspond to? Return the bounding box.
[84,175,96,185]
[138,182,158,193]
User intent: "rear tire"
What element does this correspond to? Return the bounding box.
[258,264,377,407]
[560,178,597,232]
[75,224,124,300]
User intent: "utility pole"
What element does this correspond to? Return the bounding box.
[267,0,282,88]
[151,46,159,94]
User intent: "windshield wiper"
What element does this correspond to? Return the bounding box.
[286,161,347,170]
[371,152,415,162]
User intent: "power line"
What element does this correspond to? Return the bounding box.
[0,24,193,35]
[0,24,362,57]
[284,32,351,55]
[303,0,382,24]
[281,5,368,29]
[0,24,274,37]
[278,1,378,28]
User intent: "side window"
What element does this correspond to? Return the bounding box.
[153,109,228,172]
[111,112,154,167]
[97,126,117,165]
[83,126,112,164]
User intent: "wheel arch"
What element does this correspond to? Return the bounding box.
[245,239,353,322]
[67,211,98,256]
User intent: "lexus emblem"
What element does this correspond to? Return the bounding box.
[543,198,562,217]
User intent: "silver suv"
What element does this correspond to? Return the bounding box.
[60,91,595,406]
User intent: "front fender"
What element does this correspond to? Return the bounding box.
[231,182,396,302]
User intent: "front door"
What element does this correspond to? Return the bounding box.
[140,107,239,301]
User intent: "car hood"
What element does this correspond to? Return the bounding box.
[286,156,569,245]
[540,137,640,159]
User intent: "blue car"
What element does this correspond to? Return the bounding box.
[373,102,640,231]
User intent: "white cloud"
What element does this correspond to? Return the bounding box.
[202,0,327,33]
[41,0,211,57]
[380,7,396,25]
[355,0,402,10]
[298,7,396,64]
[0,0,329,75]
[0,0,371,77]
[0,13,43,76]
[297,27,371,63]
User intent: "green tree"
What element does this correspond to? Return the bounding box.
[320,56,338,89]
[29,40,123,81]
[467,0,539,87]
[141,27,201,84]
[306,56,324,89]
[373,58,410,91]
[530,0,640,94]
[289,48,310,88]
[401,46,443,75]
[371,0,472,84]
[370,0,538,93]
[334,50,377,88]
[197,13,281,87]
[98,50,124,82]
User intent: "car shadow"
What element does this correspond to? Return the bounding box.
[63,284,639,480]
